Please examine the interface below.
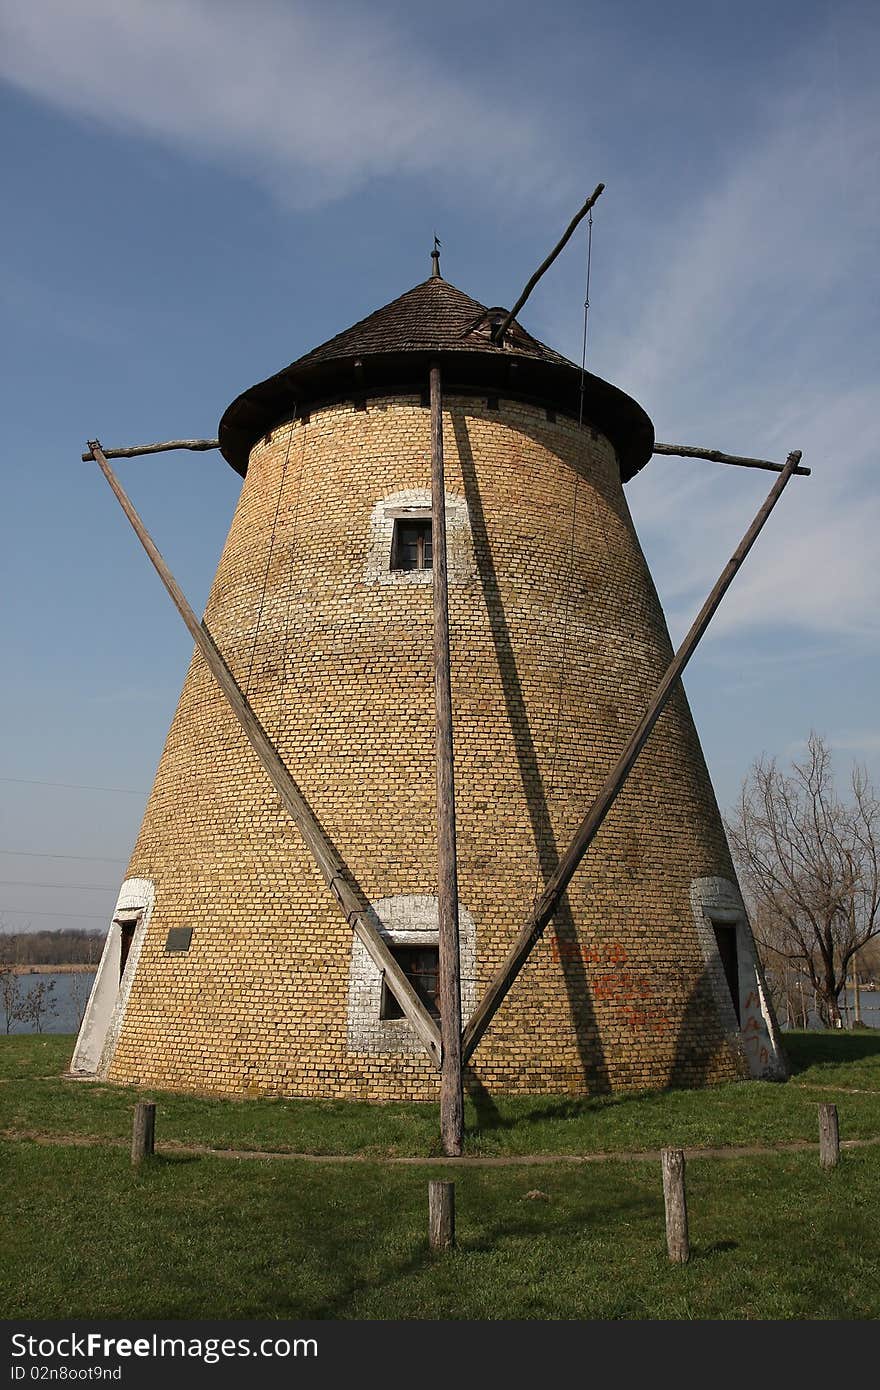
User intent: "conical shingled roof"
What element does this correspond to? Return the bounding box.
[218,273,654,481]
[291,276,573,369]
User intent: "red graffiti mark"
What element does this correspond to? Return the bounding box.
[624,1006,670,1029]
[545,939,664,1017]
[743,1016,761,1033]
[744,990,760,1010]
[550,939,629,969]
[590,973,653,1001]
[759,1046,769,1064]
[551,938,582,965]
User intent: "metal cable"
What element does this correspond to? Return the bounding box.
[577,207,594,428]
[245,412,296,699]
[275,419,308,743]
[533,211,594,905]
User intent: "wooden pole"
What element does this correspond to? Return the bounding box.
[661,1149,689,1263]
[853,964,862,1026]
[86,440,442,1067]
[461,449,804,1063]
[428,1180,455,1251]
[653,442,810,477]
[819,1103,840,1169]
[493,184,605,343]
[430,364,464,1158]
[81,438,218,462]
[131,1101,156,1165]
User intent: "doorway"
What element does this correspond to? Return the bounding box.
[712,923,741,1023]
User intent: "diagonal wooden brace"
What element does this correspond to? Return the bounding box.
[493,183,605,344]
[461,449,804,1064]
[86,440,442,1067]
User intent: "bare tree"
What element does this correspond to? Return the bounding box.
[727,733,880,1028]
[19,978,58,1034]
[751,909,815,1029]
[0,917,25,1033]
[0,967,24,1034]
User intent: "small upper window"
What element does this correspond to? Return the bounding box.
[391,517,432,572]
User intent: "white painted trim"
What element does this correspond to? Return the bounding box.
[690,876,786,1080]
[70,878,155,1076]
[347,894,477,1054]
[364,489,474,587]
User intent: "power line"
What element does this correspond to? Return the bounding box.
[0,776,145,796]
[0,850,126,864]
[0,906,108,921]
[0,880,118,892]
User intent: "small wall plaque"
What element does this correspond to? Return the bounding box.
[165,927,193,953]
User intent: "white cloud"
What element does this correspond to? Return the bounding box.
[638,381,880,646]
[599,83,879,414]
[591,48,880,648]
[824,733,880,756]
[0,0,557,207]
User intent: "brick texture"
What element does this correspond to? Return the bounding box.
[106,394,752,1099]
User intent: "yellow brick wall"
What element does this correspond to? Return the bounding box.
[108,394,749,1099]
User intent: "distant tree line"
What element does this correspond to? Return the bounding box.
[0,929,106,966]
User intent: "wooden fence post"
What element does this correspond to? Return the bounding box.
[818,1103,839,1170]
[131,1101,156,1165]
[428,1180,455,1252]
[661,1149,689,1263]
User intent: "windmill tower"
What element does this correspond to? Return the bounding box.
[73,251,786,1103]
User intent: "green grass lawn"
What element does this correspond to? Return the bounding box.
[2,1031,880,1158]
[1,1032,878,1319]
[1,1141,877,1320]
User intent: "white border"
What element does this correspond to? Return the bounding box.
[347,894,477,1054]
[364,489,473,586]
[690,875,786,1080]
[70,877,155,1076]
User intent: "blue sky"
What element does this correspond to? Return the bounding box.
[1,0,877,936]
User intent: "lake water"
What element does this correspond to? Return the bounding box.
[4,971,96,1035]
[780,984,880,1031]
[4,971,879,1036]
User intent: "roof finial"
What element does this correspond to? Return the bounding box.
[431,234,442,279]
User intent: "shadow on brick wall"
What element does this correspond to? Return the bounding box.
[668,965,735,1088]
[454,414,611,1094]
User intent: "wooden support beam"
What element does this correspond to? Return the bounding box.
[81,438,219,462]
[85,440,442,1068]
[819,1103,840,1169]
[661,1149,689,1263]
[461,449,804,1063]
[428,1180,455,1251]
[131,1101,155,1165]
[653,442,810,477]
[430,364,464,1158]
[493,183,605,344]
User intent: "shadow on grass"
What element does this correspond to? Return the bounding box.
[463,1071,503,1129]
[782,1030,880,1075]
[464,1082,684,1136]
[697,1239,739,1257]
[318,1188,658,1318]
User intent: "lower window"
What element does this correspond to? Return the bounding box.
[380,944,440,1019]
